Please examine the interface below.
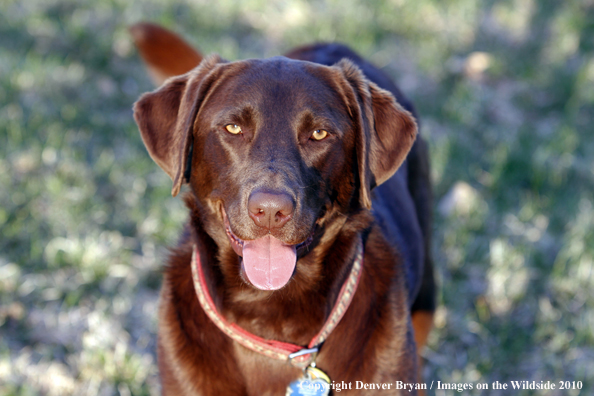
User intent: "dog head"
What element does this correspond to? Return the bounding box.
[134,55,416,291]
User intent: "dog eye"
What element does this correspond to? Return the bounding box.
[225,124,242,135]
[311,129,328,141]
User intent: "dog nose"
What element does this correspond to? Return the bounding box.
[248,191,294,230]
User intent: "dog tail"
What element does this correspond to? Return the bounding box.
[129,22,203,86]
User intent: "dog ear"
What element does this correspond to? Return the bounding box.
[334,59,418,209]
[133,55,225,196]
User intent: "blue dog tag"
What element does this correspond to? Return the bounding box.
[286,378,330,396]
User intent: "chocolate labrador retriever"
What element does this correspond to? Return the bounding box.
[131,23,435,395]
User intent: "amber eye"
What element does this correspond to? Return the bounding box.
[311,129,328,141]
[225,124,242,134]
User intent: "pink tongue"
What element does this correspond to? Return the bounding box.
[242,235,297,290]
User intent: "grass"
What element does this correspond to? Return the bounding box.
[1,0,593,395]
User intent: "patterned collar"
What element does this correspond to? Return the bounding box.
[191,237,364,368]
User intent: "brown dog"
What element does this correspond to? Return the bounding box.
[131,23,435,395]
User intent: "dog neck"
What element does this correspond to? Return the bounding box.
[190,236,364,367]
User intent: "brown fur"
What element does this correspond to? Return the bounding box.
[131,23,435,395]
[130,23,203,86]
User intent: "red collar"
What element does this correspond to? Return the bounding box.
[191,237,364,368]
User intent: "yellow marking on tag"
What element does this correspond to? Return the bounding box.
[306,366,331,383]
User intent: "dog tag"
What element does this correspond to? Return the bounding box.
[306,366,330,383]
[286,366,330,396]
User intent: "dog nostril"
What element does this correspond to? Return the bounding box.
[248,191,294,230]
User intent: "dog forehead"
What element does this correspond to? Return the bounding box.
[210,57,346,108]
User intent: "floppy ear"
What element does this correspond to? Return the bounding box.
[334,59,418,209]
[133,55,225,196]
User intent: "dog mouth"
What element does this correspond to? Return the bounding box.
[223,211,313,291]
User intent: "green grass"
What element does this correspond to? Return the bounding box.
[1,0,593,394]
